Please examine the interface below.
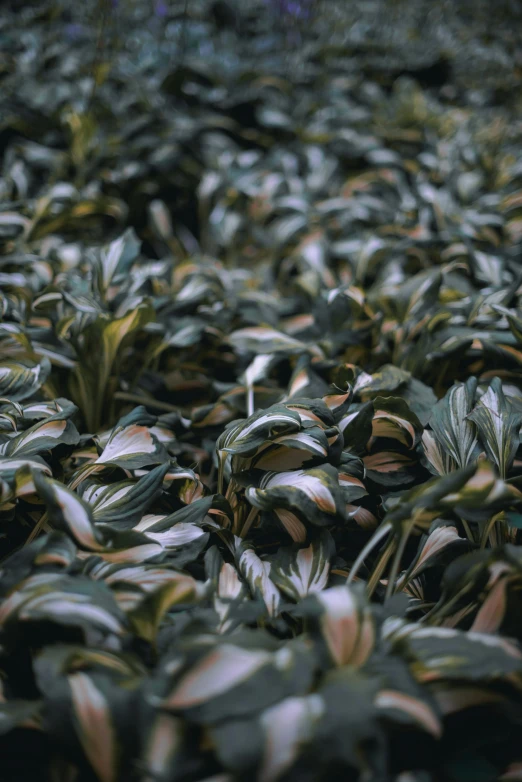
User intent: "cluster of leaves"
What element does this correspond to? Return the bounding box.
[2,0,522,780]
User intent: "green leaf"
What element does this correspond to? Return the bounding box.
[94,419,168,470]
[69,303,154,431]
[81,463,170,527]
[429,378,478,470]
[0,357,51,402]
[269,531,334,601]
[468,378,522,478]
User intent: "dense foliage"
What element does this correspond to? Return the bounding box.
[2,1,522,780]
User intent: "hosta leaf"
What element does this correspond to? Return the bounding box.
[313,585,375,668]
[160,639,314,723]
[0,574,127,639]
[69,304,154,431]
[399,522,468,587]
[163,644,272,710]
[0,532,76,594]
[128,572,205,643]
[140,713,184,782]
[313,668,384,775]
[257,695,324,782]
[33,474,164,562]
[246,465,346,532]
[429,378,478,470]
[94,227,141,295]
[269,531,334,601]
[133,513,209,566]
[0,358,51,402]
[229,326,323,357]
[421,429,455,476]
[468,378,522,478]
[374,689,441,739]
[34,473,106,551]
[0,456,52,503]
[371,397,422,449]
[0,699,42,735]
[286,359,329,400]
[81,463,170,527]
[217,405,301,458]
[368,654,443,739]
[285,399,336,428]
[339,401,374,452]
[384,620,522,682]
[94,421,168,470]
[354,365,412,398]
[252,425,336,471]
[431,547,522,635]
[363,450,417,484]
[69,673,118,782]
[3,414,79,457]
[236,540,281,617]
[206,547,247,634]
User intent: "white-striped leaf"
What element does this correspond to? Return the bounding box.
[371,396,422,449]
[270,531,334,601]
[0,357,51,402]
[315,585,375,667]
[246,465,346,531]
[217,405,301,458]
[3,416,79,457]
[258,695,324,782]
[429,378,478,469]
[94,423,168,469]
[468,377,522,478]
[80,464,170,527]
[69,673,118,782]
[236,540,281,617]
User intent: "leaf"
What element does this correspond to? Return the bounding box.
[429,378,478,470]
[163,644,273,709]
[94,228,141,296]
[1,574,127,638]
[0,358,51,402]
[384,620,522,682]
[218,405,301,458]
[258,695,324,782]
[69,673,117,782]
[81,464,170,527]
[128,572,205,643]
[468,378,522,478]
[236,539,281,616]
[269,531,334,601]
[33,474,164,562]
[4,414,80,457]
[0,456,52,504]
[246,465,346,532]
[69,304,154,431]
[160,639,314,723]
[229,327,322,357]
[94,421,168,470]
[371,396,422,448]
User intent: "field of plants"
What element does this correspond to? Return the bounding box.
[2,0,522,780]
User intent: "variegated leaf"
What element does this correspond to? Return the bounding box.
[301,584,375,668]
[69,673,118,782]
[0,357,51,402]
[94,422,168,470]
[246,465,346,534]
[269,531,334,601]
[468,377,522,478]
[429,377,478,469]
[236,540,281,617]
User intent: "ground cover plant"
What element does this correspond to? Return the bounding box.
[2,0,522,780]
